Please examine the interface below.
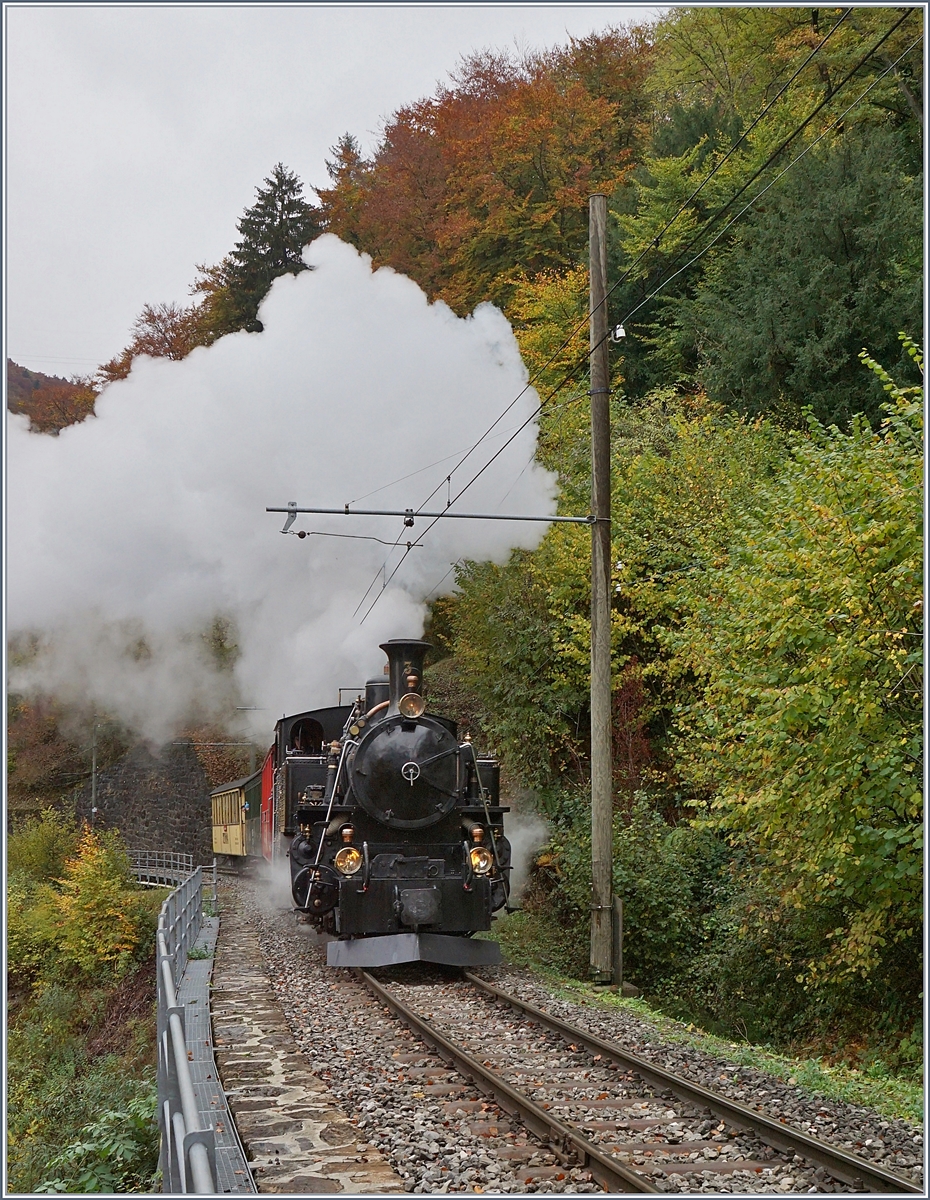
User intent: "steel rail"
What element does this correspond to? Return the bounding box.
[356,969,658,1194]
[465,972,921,1195]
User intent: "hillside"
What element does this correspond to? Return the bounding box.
[7,358,96,433]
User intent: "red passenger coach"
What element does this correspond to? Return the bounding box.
[261,746,275,861]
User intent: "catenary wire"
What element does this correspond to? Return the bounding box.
[617,34,924,330]
[621,8,919,324]
[439,15,924,522]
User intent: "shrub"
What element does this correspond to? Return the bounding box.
[54,828,149,980]
[7,871,59,987]
[34,1080,160,1194]
[525,792,732,989]
[7,806,79,883]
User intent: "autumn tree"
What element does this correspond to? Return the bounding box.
[316,33,653,314]
[93,164,321,391]
[97,302,208,384]
[314,134,371,250]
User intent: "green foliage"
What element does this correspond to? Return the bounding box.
[611,4,923,423]
[7,806,79,882]
[8,1007,159,1195]
[7,816,163,989]
[34,1083,160,1194]
[213,162,321,333]
[7,815,161,1192]
[671,366,922,983]
[54,828,152,978]
[447,343,921,1064]
[533,795,732,989]
[654,130,922,424]
[451,535,592,790]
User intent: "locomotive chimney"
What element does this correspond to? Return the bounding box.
[380,639,431,717]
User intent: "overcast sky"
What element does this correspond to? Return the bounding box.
[5,3,664,379]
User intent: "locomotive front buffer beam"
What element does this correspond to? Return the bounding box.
[327,931,502,968]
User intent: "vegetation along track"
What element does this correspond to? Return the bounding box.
[355,968,921,1195]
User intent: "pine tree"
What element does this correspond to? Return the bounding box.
[221,163,321,333]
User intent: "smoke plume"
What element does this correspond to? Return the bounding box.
[7,237,556,741]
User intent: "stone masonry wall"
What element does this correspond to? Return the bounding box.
[74,741,213,863]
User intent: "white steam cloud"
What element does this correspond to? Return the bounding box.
[506,813,551,903]
[7,236,556,741]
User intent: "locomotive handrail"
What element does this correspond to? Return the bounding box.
[155,867,217,1194]
[462,743,511,906]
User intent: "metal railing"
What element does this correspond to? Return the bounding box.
[130,849,194,887]
[156,867,216,1193]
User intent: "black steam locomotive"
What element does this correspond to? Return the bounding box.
[211,640,510,967]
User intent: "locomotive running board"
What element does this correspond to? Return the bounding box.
[327,933,502,968]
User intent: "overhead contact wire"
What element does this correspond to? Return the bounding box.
[401,20,924,567]
[622,8,919,325]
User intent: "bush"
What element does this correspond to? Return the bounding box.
[7,806,79,883]
[7,817,163,989]
[6,871,59,988]
[55,828,148,979]
[524,792,732,989]
[34,1081,160,1194]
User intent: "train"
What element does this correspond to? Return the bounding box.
[211,639,511,967]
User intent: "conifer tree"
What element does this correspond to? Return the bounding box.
[213,163,321,333]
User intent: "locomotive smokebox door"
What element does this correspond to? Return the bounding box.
[352,716,458,829]
[400,886,440,927]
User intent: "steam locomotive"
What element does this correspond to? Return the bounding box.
[211,640,510,967]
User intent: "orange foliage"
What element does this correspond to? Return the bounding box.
[97,301,209,385]
[317,31,654,315]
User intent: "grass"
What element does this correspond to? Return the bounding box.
[491,910,924,1126]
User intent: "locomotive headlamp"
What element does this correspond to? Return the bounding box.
[398,692,426,719]
[469,846,494,875]
[334,846,363,875]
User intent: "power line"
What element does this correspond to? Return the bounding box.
[606,7,854,303]
[447,12,923,509]
[617,33,924,331]
[393,23,924,586]
[619,8,919,331]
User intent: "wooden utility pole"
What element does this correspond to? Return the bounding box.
[589,194,613,982]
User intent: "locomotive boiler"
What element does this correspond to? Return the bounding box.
[212,639,511,967]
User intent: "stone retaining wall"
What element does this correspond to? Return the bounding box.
[74,741,212,862]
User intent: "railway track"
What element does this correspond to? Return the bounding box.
[356,967,921,1195]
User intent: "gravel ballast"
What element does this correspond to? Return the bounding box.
[227,876,923,1194]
